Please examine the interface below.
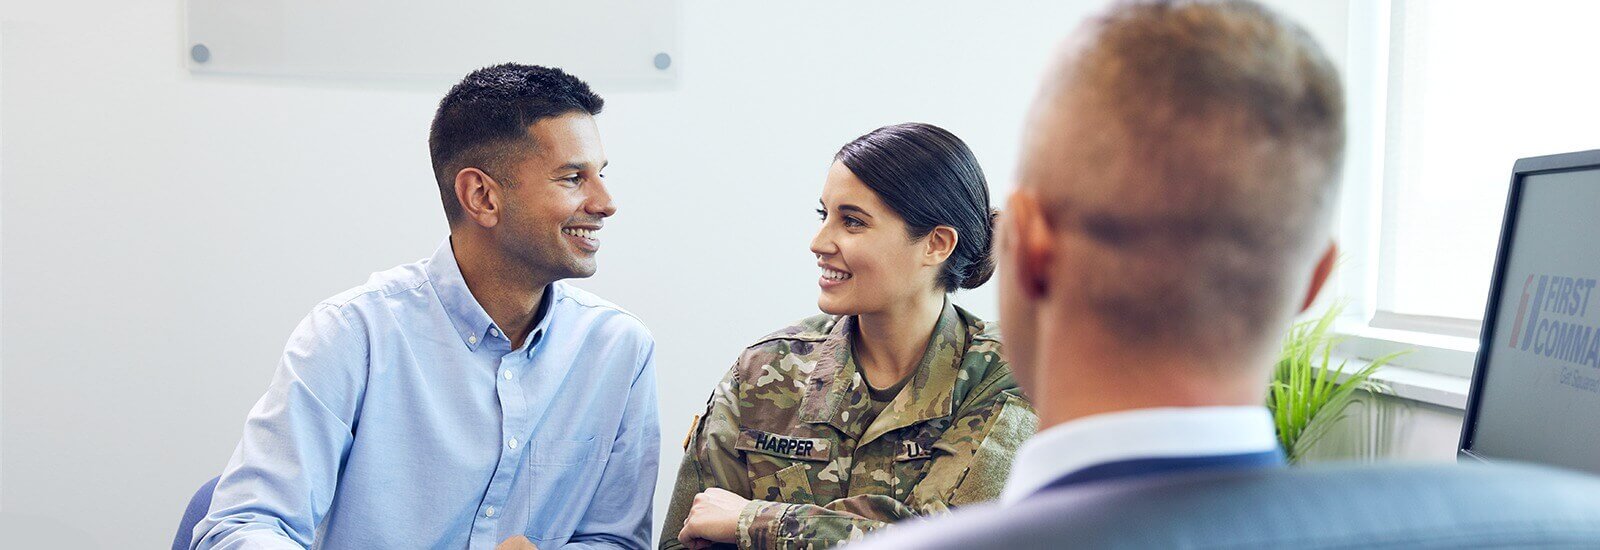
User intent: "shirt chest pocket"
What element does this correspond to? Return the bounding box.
[735,429,832,504]
[526,438,604,540]
[530,438,600,466]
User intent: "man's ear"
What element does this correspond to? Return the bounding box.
[455,167,502,228]
[1299,242,1338,313]
[925,226,959,267]
[1006,189,1053,298]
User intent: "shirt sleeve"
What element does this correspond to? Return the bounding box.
[737,370,1037,550]
[560,336,661,550]
[660,365,748,550]
[191,304,370,550]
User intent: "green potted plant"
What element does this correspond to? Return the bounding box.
[1268,304,1407,464]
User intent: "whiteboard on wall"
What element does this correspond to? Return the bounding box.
[185,0,680,85]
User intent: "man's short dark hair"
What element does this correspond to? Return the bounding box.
[428,63,604,225]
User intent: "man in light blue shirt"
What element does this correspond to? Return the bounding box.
[192,64,659,549]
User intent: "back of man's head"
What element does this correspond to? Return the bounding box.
[1017,0,1344,366]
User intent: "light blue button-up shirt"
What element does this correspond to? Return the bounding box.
[193,239,659,549]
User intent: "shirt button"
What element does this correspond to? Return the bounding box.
[490,327,500,337]
[485,506,495,518]
[503,370,513,380]
[468,335,478,345]
[508,438,519,450]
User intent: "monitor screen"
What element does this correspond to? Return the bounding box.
[1463,160,1600,472]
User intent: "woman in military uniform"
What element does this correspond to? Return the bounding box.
[662,123,1037,550]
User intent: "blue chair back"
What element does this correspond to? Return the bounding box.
[172,476,219,550]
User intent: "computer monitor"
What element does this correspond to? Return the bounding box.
[1460,149,1600,472]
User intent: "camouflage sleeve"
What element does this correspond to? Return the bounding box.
[737,495,908,550]
[738,368,1038,550]
[660,366,748,550]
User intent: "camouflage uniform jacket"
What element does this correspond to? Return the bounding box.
[661,301,1037,550]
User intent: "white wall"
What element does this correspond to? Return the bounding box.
[0,1,1353,547]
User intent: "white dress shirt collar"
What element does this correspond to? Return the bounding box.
[1000,406,1278,505]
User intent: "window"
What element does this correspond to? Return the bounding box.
[1335,0,1600,376]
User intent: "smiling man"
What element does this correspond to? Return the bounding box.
[191,64,659,550]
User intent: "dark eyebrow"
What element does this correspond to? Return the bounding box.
[838,204,873,218]
[555,160,609,172]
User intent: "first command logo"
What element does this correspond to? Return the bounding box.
[1507,273,1600,368]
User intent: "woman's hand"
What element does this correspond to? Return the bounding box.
[678,487,750,548]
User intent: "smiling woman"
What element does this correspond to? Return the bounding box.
[660,123,1037,550]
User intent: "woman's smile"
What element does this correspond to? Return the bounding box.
[818,262,854,290]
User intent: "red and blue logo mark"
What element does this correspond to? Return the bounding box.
[1509,274,1539,347]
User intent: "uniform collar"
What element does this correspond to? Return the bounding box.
[799,298,968,444]
[426,237,557,355]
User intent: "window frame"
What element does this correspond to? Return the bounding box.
[1329,0,1481,384]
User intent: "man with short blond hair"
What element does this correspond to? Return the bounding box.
[1007,0,1344,485]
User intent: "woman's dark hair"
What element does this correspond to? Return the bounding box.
[836,122,997,291]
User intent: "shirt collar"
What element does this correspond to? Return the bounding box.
[522,283,557,353]
[425,237,558,355]
[999,406,1278,505]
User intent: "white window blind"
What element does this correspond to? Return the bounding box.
[1377,0,1600,331]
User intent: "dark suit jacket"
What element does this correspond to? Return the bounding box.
[847,461,1600,549]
